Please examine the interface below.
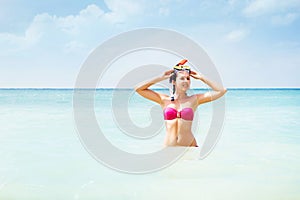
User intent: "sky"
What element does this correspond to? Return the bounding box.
[0,0,300,88]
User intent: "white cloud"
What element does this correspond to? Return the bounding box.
[272,13,299,26]
[64,40,86,54]
[105,0,144,14]
[0,1,145,54]
[225,29,249,42]
[0,14,43,53]
[243,0,300,17]
[103,0,145,23]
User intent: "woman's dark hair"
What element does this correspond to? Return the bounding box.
[169,73,177,101]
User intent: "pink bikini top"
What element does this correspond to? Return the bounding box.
[163,107,194,121]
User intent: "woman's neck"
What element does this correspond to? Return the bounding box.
[174,91,187,100]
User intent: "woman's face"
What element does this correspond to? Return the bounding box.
[175,71,190,91]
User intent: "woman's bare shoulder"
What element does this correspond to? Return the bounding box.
[161,94,171,104]
[189,94,200,108]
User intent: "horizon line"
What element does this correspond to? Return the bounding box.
[0,87,299,90]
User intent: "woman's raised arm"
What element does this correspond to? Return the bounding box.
[190,71,227,105]
[135,70,173,105]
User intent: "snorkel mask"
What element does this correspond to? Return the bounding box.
[169,59,191,101]
[169,59,190,83]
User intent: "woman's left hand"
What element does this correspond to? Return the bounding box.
[190,70,203,80]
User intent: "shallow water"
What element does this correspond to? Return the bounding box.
[0,89,299,199]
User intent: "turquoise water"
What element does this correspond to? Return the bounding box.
[0,89,300,199]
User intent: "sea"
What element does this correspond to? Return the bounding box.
[0,88,299,199]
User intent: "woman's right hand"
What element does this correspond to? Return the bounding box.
[135,69,174,105]
[161,69,174,80]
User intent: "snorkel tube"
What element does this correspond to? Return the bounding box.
[177,59,188,66]
[169,59,191,101]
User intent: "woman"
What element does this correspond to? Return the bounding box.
[135,60,227,147]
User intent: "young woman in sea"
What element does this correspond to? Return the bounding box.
[135,59,227,147]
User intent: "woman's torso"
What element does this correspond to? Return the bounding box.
[161,95,198,146]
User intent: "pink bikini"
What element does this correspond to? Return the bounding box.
[163,107,194,121]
